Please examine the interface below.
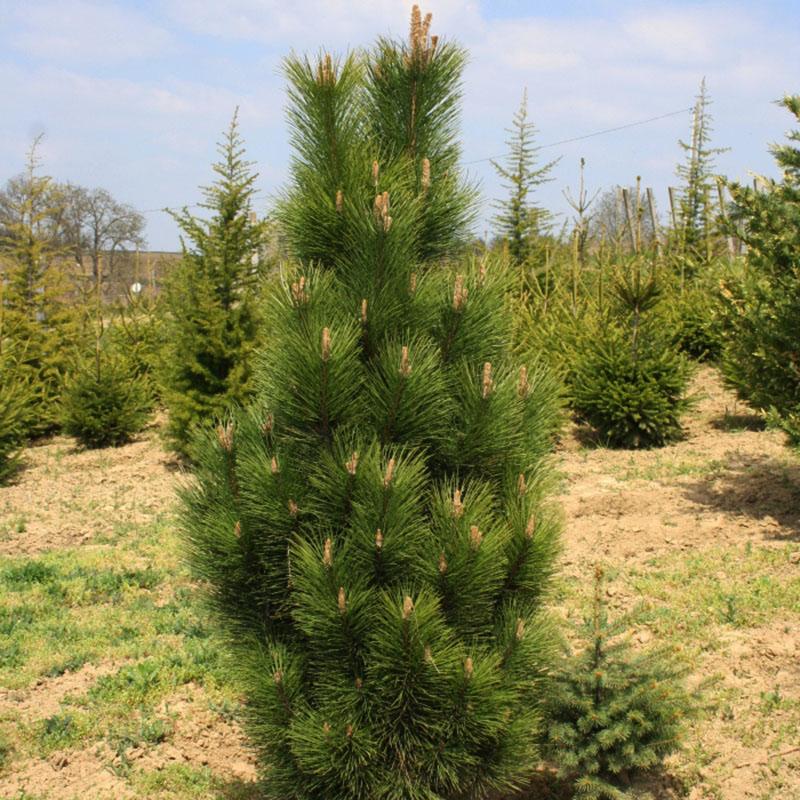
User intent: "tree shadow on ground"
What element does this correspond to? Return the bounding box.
[214,777,261,799]
[509,766,687,799]
[683,452,800,539]
[710,411,766,433]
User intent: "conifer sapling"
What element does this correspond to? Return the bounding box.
[161,110,268,458]
[544,566,692,800]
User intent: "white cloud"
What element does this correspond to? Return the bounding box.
[1,0,797,248]
[4,0,174,62]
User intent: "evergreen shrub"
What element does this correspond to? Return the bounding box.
[719,95,800,441]
[572,260,693,448]
[545,567,692,800]
[61,351,152,448]
[160,112,268,458]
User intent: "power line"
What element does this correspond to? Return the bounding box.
[140,202,202,215]
[462,106,693,166]
[139,107,693,213]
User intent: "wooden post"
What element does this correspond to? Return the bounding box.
[667,187,679,229]
[715,179,736,260]
[621,187,638,253]
[646,188,660,255]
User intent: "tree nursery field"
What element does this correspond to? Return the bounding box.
[0,368,798,800]
[2,4,800,800]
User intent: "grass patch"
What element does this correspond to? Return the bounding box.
[131,764,260,800]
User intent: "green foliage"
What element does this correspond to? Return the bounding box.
[108,291,167,388]
[545,568,692,799]
[674,78,728,262]
[662,279,724,363]
[492,89,559,266]
[573,319,693,448]
[279,12,476,272]
[182,9,562,799]
[160,111,268,458]
[719,95,800,441]
[0,350,34,482]
[572,260,693,448]
[61,348,152,448]
[0,139,83,435]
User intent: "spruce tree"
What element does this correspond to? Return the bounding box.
[161,111,269,458]
[183,7,562,799]
[719,94,800,440]
[674,78,727,258]
[492,89,559,266]
[0,138,78,434]
[545,567,692,799]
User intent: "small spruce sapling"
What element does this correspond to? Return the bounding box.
[61,341,152,449]
[545,567,692,800]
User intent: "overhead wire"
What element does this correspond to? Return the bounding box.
[138,106,694,213]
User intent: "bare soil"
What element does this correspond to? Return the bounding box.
[1,367,799,799]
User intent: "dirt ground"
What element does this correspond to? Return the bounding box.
[1,367,798,799]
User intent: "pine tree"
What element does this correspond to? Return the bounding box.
[182,8,562,799]
[545,567,692,800]
[160,111,269,458]
[674,78,727,258]
[492,89,559,266]
[719,94,800,440]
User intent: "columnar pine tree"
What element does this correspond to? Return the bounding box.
[161,111,269,457]
[492,89,559,267]
[183,8,562,799]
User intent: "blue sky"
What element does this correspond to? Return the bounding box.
[1,0,798,250]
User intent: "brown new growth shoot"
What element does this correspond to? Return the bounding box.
[482,362,494,399]
[470,525,483,549]
[216,421,234,451]
[373,191,393,232]
[323,538,333,568]
[400,346,411,377]
[321,327,331,361]
[452,487,464,518]
[383,457,396,488]
[453,274,468,310]
[421,157,431,193]
[291,276,308,305]
[402,595,414,619]
[317,53,335,85]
